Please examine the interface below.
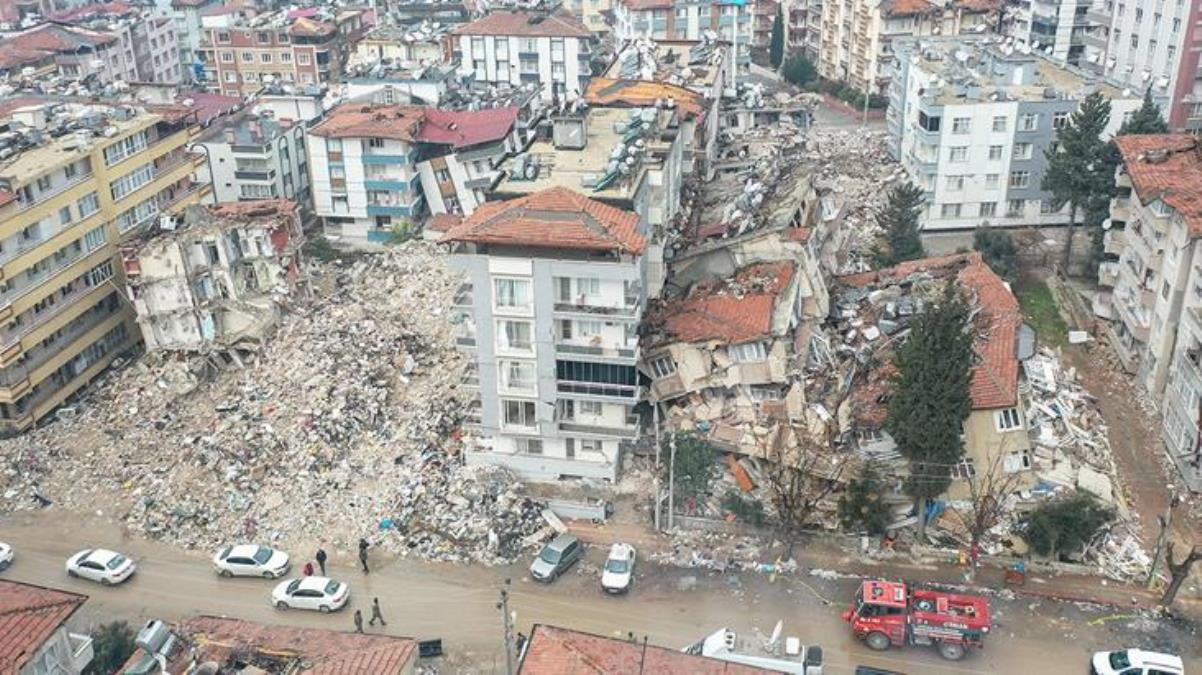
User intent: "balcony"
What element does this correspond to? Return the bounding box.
[558,420,639,439]
[552,299,639,318]
[555,341,638,363]
[364,178,410,191]
[1104,228,1125,256]
[361,153,413,165]
[556,380,641,402]
[0,277,116,369]
[234,169,275,181]
[1099,261,1119,287]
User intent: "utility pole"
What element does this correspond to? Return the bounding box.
[653,402,662,531]
[667,431,678,530]
[497,579,515,675]
[1147,494,1181,589]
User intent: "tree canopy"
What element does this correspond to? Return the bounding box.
[1023,493,1114,560]
[769,8,785,69]
[663,432,717,504]
[1119,87,1169,135]
[781,54,817,88]
[875,182,926,266]
[973,228,1018,282]
[1042,92,1114,269]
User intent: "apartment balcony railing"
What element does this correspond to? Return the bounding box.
[554,342,637,361]
[552,300,640,318]
[558,420,639,439]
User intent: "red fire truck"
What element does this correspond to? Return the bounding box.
[842,580,991,661]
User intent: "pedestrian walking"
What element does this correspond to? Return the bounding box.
[369,597,386,626]
[315,547,327,576]
[303,561,314,576]
[353,609,364,634]
[358,538,370,574]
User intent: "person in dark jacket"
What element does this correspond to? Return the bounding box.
[369,597,386,626]
[353,609,364,633]
[315,547,327,576]
[358,538,369,573]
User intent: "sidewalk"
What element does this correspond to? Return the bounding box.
[567,519,1198,614]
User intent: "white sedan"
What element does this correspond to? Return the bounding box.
[271,576,349,613]
[601,542,636,594]
[213,544,290,579]
[0,542,12,570]
[66,548,135,586]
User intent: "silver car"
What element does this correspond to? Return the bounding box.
[530,534,583,582]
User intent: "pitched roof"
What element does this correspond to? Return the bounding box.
[451,10,592,38]
[0,24,117,70]
[416,106,519,148]
[0,581,87,672]
[442,187,645,253]
[122,616,418,674]
[841,253,1021,411]
[309,103,425,141]
[620,0,675,10]
[883,0,936,16]
[426,213,463,233]
[955,0,1002,12]
[519,625,776,674]
[585,78,705,121]
[651,262,796,345]
[48,1,135,21]
[171,0,218,7]
[1114,134,1202,238]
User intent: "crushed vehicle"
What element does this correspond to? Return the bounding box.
[842,580,991,661]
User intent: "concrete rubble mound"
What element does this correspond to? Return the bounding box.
[0,242,547,563]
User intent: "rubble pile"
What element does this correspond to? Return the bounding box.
[800,129,903,272]
[0,243,547,562]
[651,530,798,574]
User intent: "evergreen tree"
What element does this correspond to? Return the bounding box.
[875,182,926,266]
[1023,493,1114,560]
[838,462,892,535]
[884,282,974,538]
[781,54,817,87]
[769,8,785,70]
[973,227,1018,282]
[1119,86,1169,135]
[1042,92,1114,271]
[85,622,137,675]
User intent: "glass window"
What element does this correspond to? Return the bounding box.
[499,360,536,392]
[729,341,768,363]
[991,116,1007,132]
[1018,113,1039,131]
[503,399,537,427]
[988,145,1003,160]
[1013,142,1033,159]
[980,202,997,217]
[941,203,962,218]
[650,354,676,378]
[949,146,968,162]
[494,278,532,311]
[498,320,533,352]
[985,173,1000,188]
[951,458,976,479]
[1009,171,1030,188]
[951,117,971,134]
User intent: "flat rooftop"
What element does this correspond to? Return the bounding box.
[0,108,157,183]
[497,107,671,199]
[604,39,723,92]
[900,36,1134,106]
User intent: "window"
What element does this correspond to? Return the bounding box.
[503,399,537,428]
[918,111,941,132]
[988,145,1003,160]
[498,320,533,352]
[64,162,77,179]
[331,195,349,213]
[494,278,532,311]
[499,360,536,392]
[257,31,271,44]
[951,458,976,479]
[729,341,768,362]
[1130,34,1139,49]
[116,196,159,232]
[749,385,782,401]
[949,146,968,162]
[217,31,230,43]
[58,206,72,225]
[515,438,543,454]
[1013,142,1033,160]
[1009,171,1030,188]
[243,71,257,82]
[83,226,106,252]
[941,203,962,218]
[650,354,676,378]
[298,52,311,65]
[1003,451,1032,473]
[1052,111,1070,130]
[946,175,964,190]
[241,51,254,63]
[103,130,149,166]
[980,202,997,217]
[996,407,1022,431]
[280,52,292,63]
[551,63,566,81]
[77,192,99,218]
[110,163,154,201]
[951,117,971,134]
[435,168,451,182]
[224,71,237,83]
[1152,200,1173,217]
[579,400,603,416]
[985,173,1000,188]
[1018,113,1038,131]
[991,116,1007,132]
[1007,199,1025,217]
[260,53,272,63]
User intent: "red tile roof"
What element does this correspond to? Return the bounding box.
[426,213,463,233]
[1114,134,1202,238]
[452,10,592,38]
[289,17,337,37]
[417,106,519,148]
[519,625,776,674]
[180,92,244,124]
[841,253,1021,411]
[444,187,645,253]
[883,0,936,16]
[585,78,705,121]
[310,103,425,141]
[652,262,796,345]
[0,189,16,209]
[122,616,417,674]
[172,0,218,7]
[955,0,1002,12]
[0,581,87,673]
[48,1,135,21]
[0,24,118,71]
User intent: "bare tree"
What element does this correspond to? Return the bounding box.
[762,392,853,532]
[957,450,1025,549]
[1160,542,1202,608]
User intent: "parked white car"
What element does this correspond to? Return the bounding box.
[213,544,290,579]
[271,576,349,613]
[0,542,12,570]
[601,542,636,594]
[1091,649,1184,675]
[66,548,135,586]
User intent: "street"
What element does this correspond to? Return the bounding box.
[3,511,1194,673]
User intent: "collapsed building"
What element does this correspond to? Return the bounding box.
[123,200,305,355]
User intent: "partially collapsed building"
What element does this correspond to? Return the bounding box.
[123,200,305,354]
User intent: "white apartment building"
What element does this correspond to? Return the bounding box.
[888,36,1140,232]
[443,187,651,482]
[818,0,996,96]
[612,0,753,72]
[193,111,310,206]
[450,9,597,102]
[165,0,224,82]
[1007,0,1094,66]
[1095,134,1202,491]
[307,103,521,245]
[1081,0,1202,133]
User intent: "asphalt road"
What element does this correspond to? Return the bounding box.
[0,511,1190,673]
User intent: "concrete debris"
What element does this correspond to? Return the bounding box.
[651,530,798,575]
[0,242,547,564]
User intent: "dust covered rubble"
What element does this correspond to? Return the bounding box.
[0,242,547,564]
